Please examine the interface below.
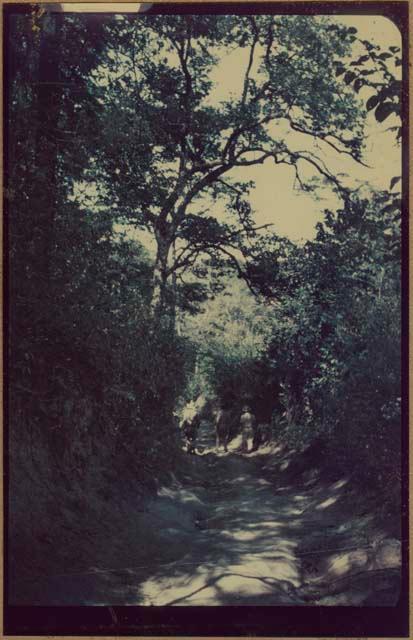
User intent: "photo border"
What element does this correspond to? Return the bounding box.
[1,0,410,637]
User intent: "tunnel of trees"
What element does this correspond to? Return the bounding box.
[6,6,403,605]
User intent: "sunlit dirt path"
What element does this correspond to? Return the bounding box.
[131,422,400,606]
[133,419,308,605]
[16,420,401,606]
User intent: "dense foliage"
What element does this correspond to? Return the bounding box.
[183,187,401,503]
[8,10,191,486]
[264,193,401,496]
[7,8,402,585]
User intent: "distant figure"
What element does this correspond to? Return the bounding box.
[180,401,201,454]
[251,422,271,452]
[240,405,256,453]
[215,408,232,453]
[256,422,271,448]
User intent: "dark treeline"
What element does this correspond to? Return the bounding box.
[7,8,401,591]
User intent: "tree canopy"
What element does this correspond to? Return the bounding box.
[76,14,367,316]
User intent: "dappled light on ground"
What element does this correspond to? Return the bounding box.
[315,496,339,510]
[128,422,400,606]
[14,420,401,606]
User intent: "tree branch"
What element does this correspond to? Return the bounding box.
[241,17,259,107]
[168,224,273,276]
[169,244,201,275]
[208,246,259,297]
[221,18,261,163]
[285,116,370,168]
[293,150,349,195]
[233,150,275,166]
[173,163,230,225]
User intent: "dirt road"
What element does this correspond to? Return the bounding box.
[133,422,400,606]
[15,421,401,606]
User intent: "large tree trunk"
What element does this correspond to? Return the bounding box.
[150,231,172,324]
[171,240,180,335]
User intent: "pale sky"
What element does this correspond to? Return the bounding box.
[75,12,401,247]
[206,15,401,242]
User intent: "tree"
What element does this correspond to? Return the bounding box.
[8,13,196,578]
[333,32,402,272]
[83,14,366,319]
[7,7,181,473]
[7,7,107,278]
[261,191,401,497]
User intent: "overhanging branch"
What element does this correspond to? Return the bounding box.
[286,116,370,168]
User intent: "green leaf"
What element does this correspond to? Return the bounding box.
[378,52,392,60]
[389,176,401,191]
[350,54,370,66]
[344,71,356,85]
[354,79,364,93]
[382,200,401,214]
[361,39,374,51]
[366,94,380,111]
[375,101,395,123]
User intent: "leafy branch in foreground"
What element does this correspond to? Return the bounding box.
[334,36,401,138]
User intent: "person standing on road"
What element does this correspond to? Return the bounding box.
[240,405,256,453]
[180,401,200,454]
[215,406,231,453]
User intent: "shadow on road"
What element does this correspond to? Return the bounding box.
[12,420,401,606]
